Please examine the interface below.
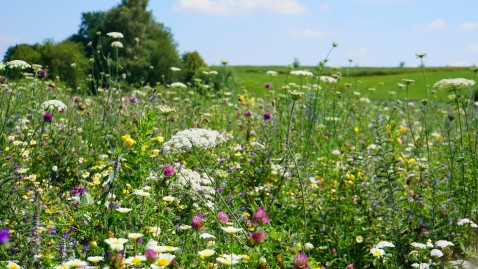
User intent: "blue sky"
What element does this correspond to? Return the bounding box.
[2,0,478,67]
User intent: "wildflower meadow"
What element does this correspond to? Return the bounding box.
[1,33,478,269]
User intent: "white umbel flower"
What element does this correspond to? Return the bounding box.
[433,78,475,90]
[111,41,124,48]
[170,82,187,89]
[290,70,313,77]
[319,76,337,83]
[41,100,67,112]
[435,240,454,248]
[162,128,226,154]
[107,32,124,39]
[430,249,444,257]
[7,60,31,69]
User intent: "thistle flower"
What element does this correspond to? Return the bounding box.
[293,252,310,269]
[263,112,273,121]
[43,112,53,122]
[163,165,175,177]
[192,215,203,231]
[217,212,229,224]
[145,248,158,261]
[253,207,271,224]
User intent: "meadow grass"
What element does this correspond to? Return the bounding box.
[1,49,478,269]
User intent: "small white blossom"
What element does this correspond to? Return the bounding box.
[410,242,427,249]
[375,241,395,248]
[430,249,444,258]
[290,70,313,77]
[266,70,278,77]
[170,82,187,89]
[319,76,337,83]
[111,41,124,48]
[435,240,454,249]
[107,32,124,39]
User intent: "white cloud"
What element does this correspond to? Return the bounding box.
[319,3,331,11]
[347,47,368,58]
[415,19,446,31]
[172,0,308,16]
[467,44,478,54]
[459,22,478,31]
[285,29,329,38]
[0,36,20,43]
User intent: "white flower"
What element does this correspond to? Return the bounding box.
[375,241,395,248]
[433,78,475,90]
[217,253,243,265]
[370,248,385,257]
[62,259,88,268]
[290,70,313,77]
[457,218,477,226]
[266,70,278,77]
[104,238,128,251]
[111,41,123,48]
[162,128,227,154]
[435,240,454,248]
[170,82,187,89]
[151,253,176,268]
[115,207,132,213]
[157,105,176,115]
[86,256,104,263]
[199,233,216,239]
[153,246,180,253]
[7,60,31,69]
[221,226,243,234]
[304,243,314,250]
[411,263,430,269]
[41,100,67,112]
[133,189,150,197]
[162,196,175,202]
[6,262,21,269]
[107,32,124,39]
[170,67,181,72]
[319,76,337,83]
[128,233,143,240]
[430,249,444,257]
[198,249,216,257]
[124,255,146,265]
[148,226,161,236]
[411,242,427,249]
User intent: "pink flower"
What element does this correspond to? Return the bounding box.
[293,252,310,269]
[163,165,175,177]
[253,207,270,224]
[217,212,229,224]
[192,215,203,231]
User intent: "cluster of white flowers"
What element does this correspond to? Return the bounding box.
[107,32,124,39]
[203,70,218,75]
[411,263,430,269]
[111,41,124,48]
[375,241,395,249]
[7,60,31,69]
[172,167,216,210]
[410,242,428,249]
[430,249,444,258]
[41,100,67,112]
[170,82,187,89]
[290,70,313,77]
[162,128,226,154]
[170,67,181,72]
[288,89,304,100]
[435,240,454,249]
[157,105,176,115]
[319,76,337,84]
[266,70,278,77]
[433,78,475,90]
[457,218,478,227]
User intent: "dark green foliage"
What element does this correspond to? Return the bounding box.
[182,51,207,82]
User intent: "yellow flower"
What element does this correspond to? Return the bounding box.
[152,136,164,143]
[408,158,416,165]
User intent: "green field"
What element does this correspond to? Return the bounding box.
[228,66,476,100]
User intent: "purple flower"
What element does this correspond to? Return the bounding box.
[217,212,229,224]
[0,228,10,244]
[129,96,138,103]
[245,111,252,117]
[263,112,273,121]
[163,165,175,177]
[293,253,310,269]
[346,264,354,269]
[253,207,271,224]
[265,83,271,89]
[43,112,53,122]
[192,215,203,231]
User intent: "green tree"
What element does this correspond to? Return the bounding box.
[181,51,206,82]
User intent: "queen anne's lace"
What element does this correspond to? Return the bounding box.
[162,128,226,154]
[433,78,475,90]
[41,100,67,112]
